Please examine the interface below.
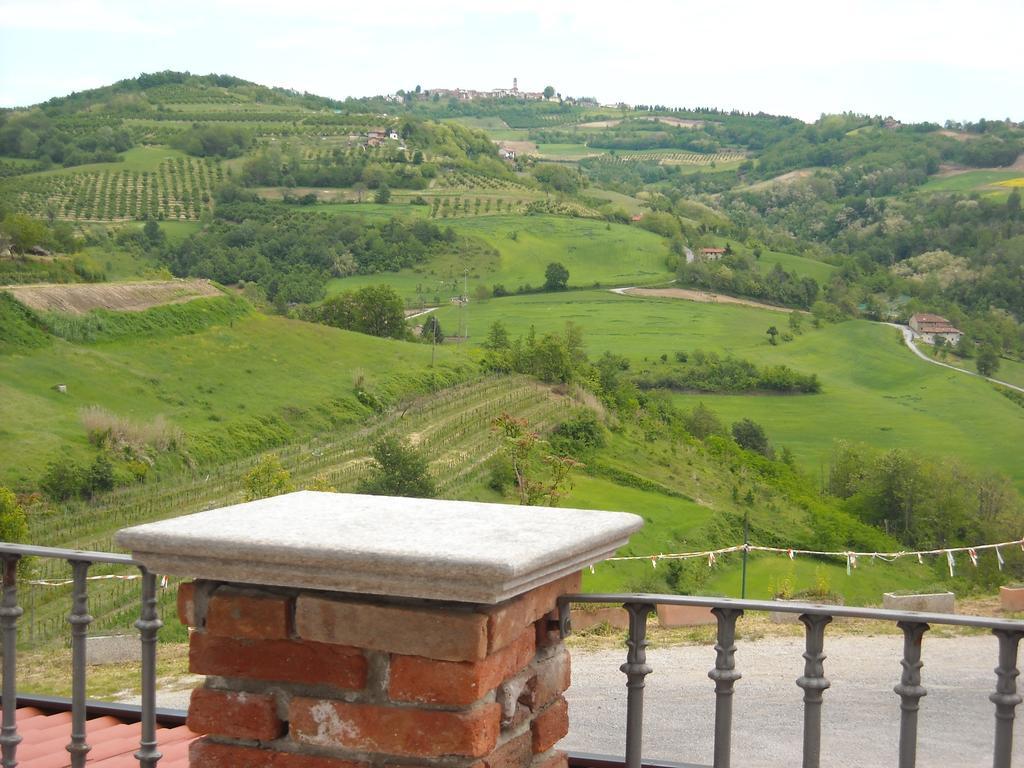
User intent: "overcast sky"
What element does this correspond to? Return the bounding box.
[1,0,1021,124]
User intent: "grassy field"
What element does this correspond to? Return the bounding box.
[325,215,674,302]
[0,309,469,488]
[700,237,838,284]
[431,292,1024,488]
[584,188,645,215]
[920,170,1024,193]
[535,143,604,160]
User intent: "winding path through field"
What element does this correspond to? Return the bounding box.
[888,323,1024,394]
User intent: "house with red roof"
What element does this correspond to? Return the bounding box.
[909,313,963,345]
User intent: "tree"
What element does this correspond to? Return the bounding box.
[142,218,165,247]
[0,487,28,544]
[492,413,581,506]
[357,436,436,498]
[766,326,779,345]
[85,453,115,496]
[483,320,510,350]
[374,185,391,204]
[319,285,408,340]
[788,312,803,334]
[977,344,1001,377]
[731,418,771,457]
[352,182,368,203]
[544,262,569,291]
[422,315,444,344]
[244,455,295,501]
[543,86,556,100]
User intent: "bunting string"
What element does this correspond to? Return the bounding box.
[601,536,1024,575]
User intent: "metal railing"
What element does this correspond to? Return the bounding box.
[0,543,162,768]
[559,593,1024,768]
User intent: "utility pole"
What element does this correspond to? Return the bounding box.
[741,509,749,599]
[463,267,469,341]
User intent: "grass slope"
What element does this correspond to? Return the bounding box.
[433,291,1024,488]
[325,215,673,301]
[0,308,469,488]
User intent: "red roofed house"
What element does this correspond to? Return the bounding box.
[699,247,726,262]
[909,313,963,346]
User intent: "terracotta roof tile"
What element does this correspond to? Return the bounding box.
[3,707,198,768]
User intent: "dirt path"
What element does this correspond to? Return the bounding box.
[889,323,1024,394]
[612,286,801,314]
[4,279,222,314]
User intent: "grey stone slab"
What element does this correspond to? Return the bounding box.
[116,491,642,604]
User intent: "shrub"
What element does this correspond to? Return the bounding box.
[40,457,85,501]
[357,436,436,498]
[244,455,295,501]
[0,487,28,543]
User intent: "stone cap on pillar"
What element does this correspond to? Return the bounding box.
[116,491,642,604]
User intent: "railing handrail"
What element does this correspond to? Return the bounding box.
[561,592,1024,632]
[0,543,137,567]
[0,541,162,767]
[560,591,1024,768]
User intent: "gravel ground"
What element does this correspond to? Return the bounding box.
[564,633,1021,767]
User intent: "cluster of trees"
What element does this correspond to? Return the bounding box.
[0,109,133,166]
[828,441,1022,548]
[531,164,585,194]
[309,285,408,340]
[481,321,587,384]
[678,257,820,309]
[0,213,82,254]
[634,350,820,394]
[162,202,458,305]
[38,453,121,501]
[171,124,251,157]
[242,145,435,190]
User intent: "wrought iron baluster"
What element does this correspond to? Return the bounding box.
[991,629,1024,768]
[708,606,742,768]
[66,560,93,768]
[135,569,162,767]
[0,555,22,768]
[894,621,929,768]
[620,602,654,768]
[796,613,832,768]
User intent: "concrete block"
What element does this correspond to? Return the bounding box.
[882,591,955,614]
[86,634,140,665]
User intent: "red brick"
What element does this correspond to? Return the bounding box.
[290,698,501,758]
[527,646,571,710]
[531,697,569,754]
[190,632,367,690]
[389,625,535,706]
[486,573,580,654]
[207,588,293,640]
[187,688,283,741]
[531,750,568,768]
[190,739,366,768]
[296,595,488,662]
[483,732,533,768]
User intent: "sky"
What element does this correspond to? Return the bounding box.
[1,0,1022,124]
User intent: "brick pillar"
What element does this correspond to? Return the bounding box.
[117,492,641,768]
[178,573,576,768]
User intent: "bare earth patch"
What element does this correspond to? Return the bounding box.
[499,140,539,155]
[620,287,800,313]
[4,279,223,315]
[744,168,815,192]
